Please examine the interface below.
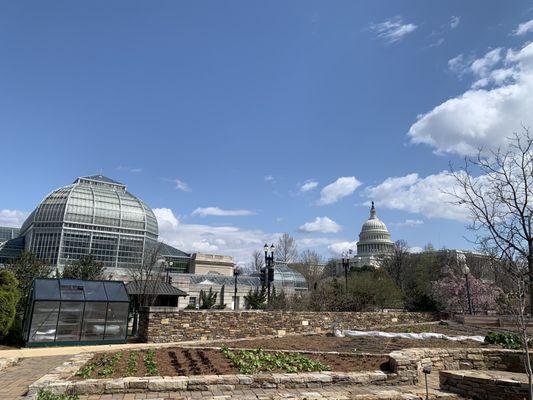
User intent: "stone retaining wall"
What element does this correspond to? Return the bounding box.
[26,346,525,397]
[26,352,392,398]
[138,308,438,343]
[389,348,525,384]
[440,370,529,400]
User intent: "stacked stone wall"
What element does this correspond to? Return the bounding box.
[138,308,438,343]
[389,348,525,384]
[440,370,529,400]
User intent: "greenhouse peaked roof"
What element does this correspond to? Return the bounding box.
[33,278,129,302]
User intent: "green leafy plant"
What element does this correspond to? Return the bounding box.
[98,352,123,377]
[125,351,139,376]
[244,287,267,309]
[143,350,159,375]
[76,352,123,379]
[484,331,522,349]
[221,346,331,374]
[199,287,218,309]
[37,390,79,400]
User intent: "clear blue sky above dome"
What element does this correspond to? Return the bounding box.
[1,1,532,263]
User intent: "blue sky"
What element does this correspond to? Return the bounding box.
[2,1,533,264]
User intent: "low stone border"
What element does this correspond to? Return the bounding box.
[440,369,529,400]
[0,356,19,372]
[26,352,393,398]
[26,346,526,398]
[389,347,525,384]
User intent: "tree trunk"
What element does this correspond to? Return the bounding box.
[530,252,533,316]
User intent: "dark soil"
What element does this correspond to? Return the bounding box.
[381,322,495,336]
[72,347,388,379]
[212,333,496,354]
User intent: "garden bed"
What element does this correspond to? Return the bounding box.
[381,322,500,336]
[71,346,389,380]
[212,333,497,353]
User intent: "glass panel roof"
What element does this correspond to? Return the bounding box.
[33,279,129,302]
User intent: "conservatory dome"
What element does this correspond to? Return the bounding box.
[356,202,394,257]
[19,175,158,269]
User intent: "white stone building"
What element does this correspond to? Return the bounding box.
[337,202,394,274]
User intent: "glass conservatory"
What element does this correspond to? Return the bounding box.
[23,278,130,347]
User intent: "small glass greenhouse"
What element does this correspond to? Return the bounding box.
[22,278,130,347]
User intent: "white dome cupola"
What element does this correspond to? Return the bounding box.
[356,202,394,256]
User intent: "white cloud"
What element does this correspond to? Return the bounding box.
[370,16,417,43]
[297,237,338,248]
[450,16,460,29]
[317,177,362,205]
[390,219,424,228]
[428,38,445,48]
[299,217,342,233]
[173,179,191,192]
[264,175,275,183]
[153,208,179,230]
[328,241,358,256]
[365,172,469,221]
[514,19,533,36]
[408,246,423,254]
[116,165,142,173]
[154,207,279,264]
[299,180,319,192]
[409,42,533,156]
[0,209,28,228]
[470,48,502,79]
[448,54,467,75]
[192,207,255,217]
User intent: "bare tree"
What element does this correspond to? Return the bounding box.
[450,128,533,398]
[275,233,298,263]
[128,242,166,308]
[382,240,410,290]
[292,249,325,290]
[450,128,533,314]
[250,249,265,272]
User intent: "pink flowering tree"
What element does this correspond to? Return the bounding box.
[431,273,503,313]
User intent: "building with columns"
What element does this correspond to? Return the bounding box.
[337,202,394,274]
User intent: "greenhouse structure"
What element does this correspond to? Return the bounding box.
[22,278,130,347]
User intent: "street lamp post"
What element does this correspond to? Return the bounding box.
[264,243,275,304]
[341,249,353,290]
[165,261,174,284]
[462,263,474,315]
[456,252,474,315]
[233,266,241,310]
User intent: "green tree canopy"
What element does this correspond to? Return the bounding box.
[0,269,20,336]
[61,254,106,281]
[6,252,52,315]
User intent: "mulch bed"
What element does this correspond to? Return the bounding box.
[212,334,496,354]
[71,347,389,380]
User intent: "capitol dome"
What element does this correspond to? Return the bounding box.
[19,175,158,269]
[356,202,394,256]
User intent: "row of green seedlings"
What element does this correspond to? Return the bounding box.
[76,350,158,378]
[220,346,331,375]
[76,352,123,378]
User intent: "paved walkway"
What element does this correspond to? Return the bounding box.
[0,355,72,399]
[73,383,461,400]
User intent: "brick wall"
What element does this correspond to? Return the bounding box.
[138,308,438,343]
